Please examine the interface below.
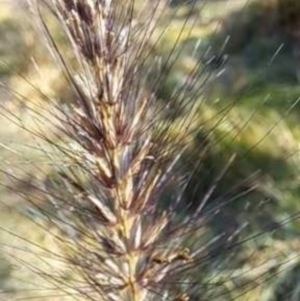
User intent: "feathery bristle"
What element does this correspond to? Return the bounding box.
[1,1,300,301]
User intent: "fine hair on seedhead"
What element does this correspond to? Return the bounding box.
[1,0,300,301]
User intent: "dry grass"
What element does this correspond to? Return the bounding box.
[0,1,204,300]
[1,1,300,301]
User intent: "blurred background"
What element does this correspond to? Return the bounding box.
[1,0,300,300]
